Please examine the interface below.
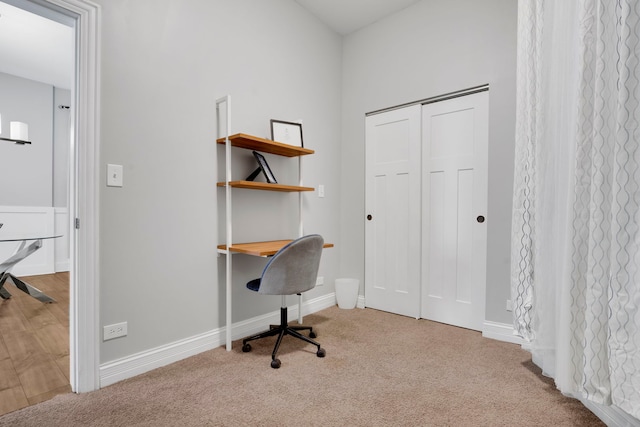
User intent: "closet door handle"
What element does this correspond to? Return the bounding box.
[476,215,485,223]
[367,214,373,221]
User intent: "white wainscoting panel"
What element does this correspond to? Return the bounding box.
[0,206,55,276]
[54,207,70,272]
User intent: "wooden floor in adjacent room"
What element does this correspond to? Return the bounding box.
[0,272,70,416]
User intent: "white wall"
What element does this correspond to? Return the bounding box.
[0,71,53,206]
[0,73,70,273]
[340,0,517,324]
[94,0,342,363]
[0,73,70,209]
[53,87,71,208]
[93,0,517,365]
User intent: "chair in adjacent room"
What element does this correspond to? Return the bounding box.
[242,234,326,369]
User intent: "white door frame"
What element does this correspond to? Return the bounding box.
[39,0,101,393]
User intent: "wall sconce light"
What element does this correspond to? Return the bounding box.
[0,116,31,145]
[10,121,29,141]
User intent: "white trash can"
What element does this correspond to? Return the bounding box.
[335,278,359,309]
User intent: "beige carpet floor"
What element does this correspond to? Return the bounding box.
[0,305,604,426]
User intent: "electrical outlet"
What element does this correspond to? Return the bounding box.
[318,184,325,198]
[104,321,128,341]
[316,276,324,286]
[506,300,513,312]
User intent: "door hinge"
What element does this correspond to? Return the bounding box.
[75,218,80,229]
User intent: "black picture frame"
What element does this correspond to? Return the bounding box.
[270,119,303,147]
[247,151,277,184]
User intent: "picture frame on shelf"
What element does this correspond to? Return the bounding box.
[246,151,278,184]
[270,119,303,147]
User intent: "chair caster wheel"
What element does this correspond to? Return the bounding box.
[317,348,326,358]
[309,331,317,338]
[271,359,281,369]
[242,343,251,352]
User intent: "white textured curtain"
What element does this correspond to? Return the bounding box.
[512,0,640,419]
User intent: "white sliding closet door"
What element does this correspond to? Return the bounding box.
[421,92,488,331]
[364,105,421,318]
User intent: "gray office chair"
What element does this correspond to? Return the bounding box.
[242,234,326,369]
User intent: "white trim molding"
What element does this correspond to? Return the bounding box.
[38,0,102,393]
[69,0,101,394]
[481,321,640,426]
[100,293,337,387]
[482,320,523,345]
[100,328,223,388]
[581,399,640,427]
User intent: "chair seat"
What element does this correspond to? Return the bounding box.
[247,278,261,292]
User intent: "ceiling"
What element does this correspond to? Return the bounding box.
[0,0,420,89]
[0,1,73,89]
[294,0,422,35]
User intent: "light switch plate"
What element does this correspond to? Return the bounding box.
[107,164,123,187]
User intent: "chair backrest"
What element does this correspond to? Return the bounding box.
[258,234,324,295]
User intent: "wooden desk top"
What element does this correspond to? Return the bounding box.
[217,240,334,257]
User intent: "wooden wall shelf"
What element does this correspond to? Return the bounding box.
[216,133,314,157]
[215,96,331,351]
[217,180,314,192]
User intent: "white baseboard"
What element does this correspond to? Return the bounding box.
[55,260,70,272]
[303,292,338,316]
[99,292,338,388]
[230,293,337,340]
[99,328,223,388]
[581,399,640,427]
[480,322,640,426]
[482,320,523,345]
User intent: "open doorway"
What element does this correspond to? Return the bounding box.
[0,0,100,413]
[0,0,73,414]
